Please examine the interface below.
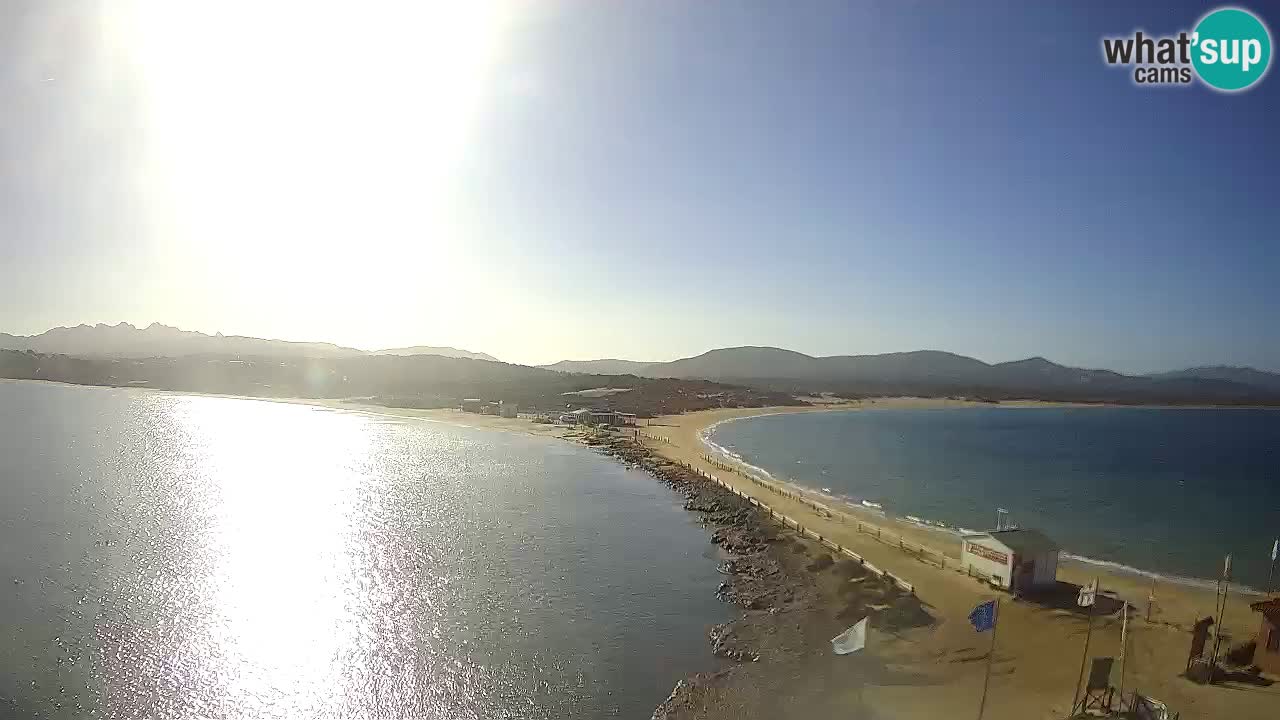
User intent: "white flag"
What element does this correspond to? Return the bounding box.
[831,617,868,655]
[1223,554,1232,580]
[1272,539,1278,562]
[1077,578,1098,607]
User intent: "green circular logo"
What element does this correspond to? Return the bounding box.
[1192,8,1272,91]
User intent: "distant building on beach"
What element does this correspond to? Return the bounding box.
[1249,599,1280,675]
[961,528,1059,593]
[500,401,518,418]
[570,408,620,426]
[460,398,485,413]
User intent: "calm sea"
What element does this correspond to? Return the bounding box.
[0,381,728,719]
[706,407,1280,590]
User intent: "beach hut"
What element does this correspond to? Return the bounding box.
[1249,598,1280,675]
[589,410,618,426]
[961,529,1060,593]
[500,401,518,418]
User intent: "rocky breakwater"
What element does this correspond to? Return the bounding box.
[586,433,936,720]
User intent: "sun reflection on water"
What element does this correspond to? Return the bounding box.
[2,384,728,719]
[170,398,379,714]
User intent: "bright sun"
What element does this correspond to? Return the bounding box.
[108,1,519,342]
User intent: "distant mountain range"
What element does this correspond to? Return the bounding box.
[0,349,796,417]
[371,346,498,361]
[0,323,497,362]
[4,324,1277,405]
[543,347,1280,405]
[541,359,654,375]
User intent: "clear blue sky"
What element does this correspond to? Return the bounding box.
[1,1,1276,371]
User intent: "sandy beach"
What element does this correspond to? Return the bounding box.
[637,402,1278,719]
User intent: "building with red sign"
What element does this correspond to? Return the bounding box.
[961,528,1060,593]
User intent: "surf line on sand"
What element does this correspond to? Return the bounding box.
[696,416,1267,595]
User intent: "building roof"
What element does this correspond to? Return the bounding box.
[986,529,1060,555]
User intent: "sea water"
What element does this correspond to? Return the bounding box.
[0,381,728,718]
[706,407,1280,590]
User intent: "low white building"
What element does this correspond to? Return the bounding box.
[499,401,518,418]
[961,528,1060,593]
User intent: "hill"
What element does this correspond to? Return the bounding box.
[374,346,499,361]
[540,359,658,375]
[0,323,496,362]
[544,347,1280,405]
[0,349,800,417]
[1147,366,1280,393]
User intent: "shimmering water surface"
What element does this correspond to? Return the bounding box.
[708,407,1280,590]
[1,380,728,718]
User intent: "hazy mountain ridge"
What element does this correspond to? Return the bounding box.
[0,323,496,362]
[373,346,499,362]
[0,349,799,417]
[543,346,1280,404]
[1146,366,1280,392]
[540,359,656,375]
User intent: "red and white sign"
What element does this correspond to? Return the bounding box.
[965,542,1009,566]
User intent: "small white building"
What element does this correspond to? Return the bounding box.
[961,528,1060,593]
[499,401,518,418]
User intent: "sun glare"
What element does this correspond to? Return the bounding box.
[110,1,517,338]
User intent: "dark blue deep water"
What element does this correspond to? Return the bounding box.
[708,407,1280,590]
[1,381,728,719]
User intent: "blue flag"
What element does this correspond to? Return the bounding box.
[969,600,997,632]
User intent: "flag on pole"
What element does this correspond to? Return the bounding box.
[1223,553,1233,580]
[1077,578,1098,608]
[1271,539,1277,562]
[969,599,997,632]
[831,617,868,655]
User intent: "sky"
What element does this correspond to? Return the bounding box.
[1,1,1277,371]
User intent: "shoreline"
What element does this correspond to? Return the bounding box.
[695,407,1270,596]
[636,404,1279,719]
[10,378,1271,598]
[8,380,1278,717]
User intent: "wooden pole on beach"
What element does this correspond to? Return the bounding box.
[1268,539,1278,595]
[1070,578,1098,716]
[1118,601,1129,706]
[1210,555,1232,677]
[977,598,1000,720]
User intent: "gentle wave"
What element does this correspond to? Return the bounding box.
[700,423,889,516]
[700,417,1264,597]
[1059,553,1261,595]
